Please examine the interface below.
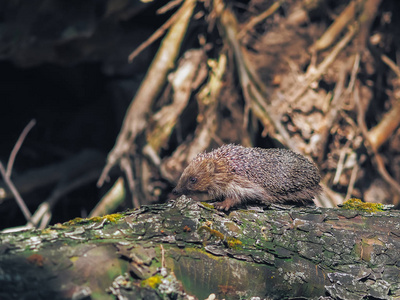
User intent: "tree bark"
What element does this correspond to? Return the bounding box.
[1,196,399,300]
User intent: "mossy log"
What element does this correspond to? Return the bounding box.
[1,196,400,300]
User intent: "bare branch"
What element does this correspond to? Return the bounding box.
[0,120,36,225]
[6,119,36,177]
[0,162,32,224]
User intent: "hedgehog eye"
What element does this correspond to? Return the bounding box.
[189,177,197,184]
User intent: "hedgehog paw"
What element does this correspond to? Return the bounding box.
[214,198,235,211]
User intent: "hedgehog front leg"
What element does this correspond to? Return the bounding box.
[214,197,240,211]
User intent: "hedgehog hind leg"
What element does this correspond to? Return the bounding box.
[278,184,322,206]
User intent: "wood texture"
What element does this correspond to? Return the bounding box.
[1,197,399,299]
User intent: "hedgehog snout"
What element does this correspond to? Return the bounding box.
[172,188,181,196]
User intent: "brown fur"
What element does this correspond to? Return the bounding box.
[172,144,322,210]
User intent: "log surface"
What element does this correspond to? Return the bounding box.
[1,196,400,299]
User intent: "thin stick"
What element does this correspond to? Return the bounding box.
[160,244,165,268]
[347,53,361,94]
[0,119,36,224]
[237,0,283,39]
[0,162,32,223]
[312,0,359,51]
[291,25,357,103]
[345,162,359,200]
[128,6,182,63]
[157,0,183,15]
[333,144,348,185]
[7,119,36,177]
[120,156,140,208]
[381,54,400,78]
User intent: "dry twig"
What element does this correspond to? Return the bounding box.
[6,120,36,177]
[291,25,357,103]
[312,0,362,51]
[120,156,140,208]
[157,0,184,15]
[128,3,183,63]
[368,100,400,151]
[237,0,283,39]
[381,54,400,78]
[345,160,359,201]
[367,53,400,150]
[333,141,352,185]
[0,120,36,225]
[0,163,32,226]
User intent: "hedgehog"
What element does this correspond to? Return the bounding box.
[172,144,322,210]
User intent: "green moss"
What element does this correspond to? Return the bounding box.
[198,226,242,249]
[226,236,243,249]
[40,228,57,235]
[66,213,124,226]
[198,226,224,241]
[341,198,384,213]
[88,217,103,222]
[200,202,215,209]
[105,213,124,222]
[141,274,163,288]
[66,217,85,225]
[53,223,68,229]
[94,213,124,223]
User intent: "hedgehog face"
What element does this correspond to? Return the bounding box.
[172,159,215,200]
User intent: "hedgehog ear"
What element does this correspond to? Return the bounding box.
[206,160,215,173]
